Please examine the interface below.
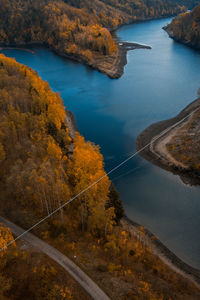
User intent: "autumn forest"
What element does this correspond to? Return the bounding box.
[1,0,200,299]
[0,52,200,299]
[164,4,200,50]
[0,0,186,70]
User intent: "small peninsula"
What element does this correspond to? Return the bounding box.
[136,97,200,185]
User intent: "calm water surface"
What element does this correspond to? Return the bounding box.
[2,17,200,268]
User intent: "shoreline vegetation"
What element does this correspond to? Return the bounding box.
[136,97,200,185]
[0,41,151,79]
[92,41,152,79]
[0,46,35,54]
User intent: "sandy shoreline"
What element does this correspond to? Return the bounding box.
[136,97,200,185]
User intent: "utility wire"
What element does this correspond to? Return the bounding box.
[1,106,199,252]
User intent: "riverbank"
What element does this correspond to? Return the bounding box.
[122,216,200,288]
[0,46,35,54]
[163,25,200,51]
[66,107,200,287]
[54,41,151,79]
[0,41,151,79]
[136,97,200,185]
[64,107,200,291]
[92,42,151,79]
[163,6,200,51]
[66,108,200,289]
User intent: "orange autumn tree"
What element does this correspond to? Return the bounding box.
[0,224,15,298]
[0,143,5,164]
[0,223,15,261]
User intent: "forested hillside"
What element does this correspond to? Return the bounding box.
[164,5,200,49]
[0,0,186,77]
[170,0,200,9]
[0,53,115,232]
[0,53,116,298]
[1,54,200,299]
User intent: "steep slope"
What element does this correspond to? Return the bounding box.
[0,53,115,233]
[164,5,200,49]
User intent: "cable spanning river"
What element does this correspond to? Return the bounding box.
[2,17,200,268]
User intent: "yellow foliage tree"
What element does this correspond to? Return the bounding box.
[67,134,115,236]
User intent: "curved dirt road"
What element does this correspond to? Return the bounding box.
[0,216,110,300]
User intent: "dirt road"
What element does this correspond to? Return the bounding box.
[0,216,110,300]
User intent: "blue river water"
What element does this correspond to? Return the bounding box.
[2,17,200,268]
